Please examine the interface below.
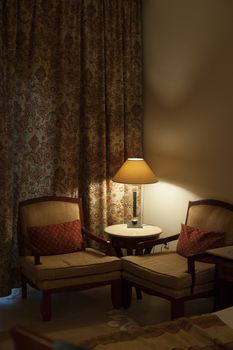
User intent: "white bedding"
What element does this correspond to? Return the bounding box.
[215,306,233,329]
[81,309,233,350]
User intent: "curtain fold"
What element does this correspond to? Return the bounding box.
[0,0,143,295]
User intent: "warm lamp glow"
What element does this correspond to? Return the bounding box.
[112,158,158,185]
[112,158,158,228]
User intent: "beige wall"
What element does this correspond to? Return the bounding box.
[143,0,233,235]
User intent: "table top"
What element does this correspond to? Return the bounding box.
[104,224,162,238]
[207,245,233,261]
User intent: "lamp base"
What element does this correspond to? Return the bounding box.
[127,219,143,228]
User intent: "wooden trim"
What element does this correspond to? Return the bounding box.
[124,199,233,319]
[122,278,213,318]
[23,241,41,264]
[187,257,196,294]
[18,195,81,206]
[128,280,213,302]
[187,252,216,293]
[137,234,180,255]
[17,196,123,321]
[188,198,233,211]
[84,229,111,255]
[78,197,84,226]
[82,227,111,247]
[22,274,122,321]
[10,326,53,350]
[186,199,233,224]
[17,196,83,256]
[184,199,233,285]
[111,280,122,309]
[23,274,121,295]
[122,279,133,309]
[40,291,51,322]
[214,257,233,310]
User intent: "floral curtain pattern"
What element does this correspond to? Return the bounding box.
[0,0,143,295]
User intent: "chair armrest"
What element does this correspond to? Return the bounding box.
[137,234,180,255]
[82,227,111,254]
[187,252,214,267]
[24,241,41,265]
[187,251,218,275]
[187,252,215,294]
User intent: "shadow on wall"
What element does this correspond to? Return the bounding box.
[143,0,233,206]
[147,152,233,203]
[144,0,233,108]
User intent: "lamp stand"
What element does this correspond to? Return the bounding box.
[127,190,143,228]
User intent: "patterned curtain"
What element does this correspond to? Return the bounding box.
[0,0,143,296]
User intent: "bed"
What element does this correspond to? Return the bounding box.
[11,307,233,350]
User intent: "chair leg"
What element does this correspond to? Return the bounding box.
[40,291,51,321]
[171,299,184,320]
[111,280,122,309]
[135,287,142,300]
[21,274,27,299]
[122,280,132,309]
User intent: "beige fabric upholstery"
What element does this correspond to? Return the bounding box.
[123,271,214,298]
[187,205,233,245]
[121,200,233,318]
[36,271,121,290]
[20,201,80,242]
[122,252,214,298]
[18,197,122,320]
[20,248,121,283]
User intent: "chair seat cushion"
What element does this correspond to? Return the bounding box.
[121,252,215,290]
[20,248,121,282]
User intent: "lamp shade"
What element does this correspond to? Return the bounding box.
[112,158,158,184]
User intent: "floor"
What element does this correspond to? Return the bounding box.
[0,286,214,349]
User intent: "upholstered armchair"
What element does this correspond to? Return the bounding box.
[121,199,233,319]
[17,196,121,321]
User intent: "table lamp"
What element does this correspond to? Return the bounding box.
[112,158,158,228]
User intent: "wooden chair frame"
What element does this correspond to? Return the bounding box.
[123,199,233,319]
[18,196,122,321]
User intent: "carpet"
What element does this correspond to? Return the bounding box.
[0,286,213,349]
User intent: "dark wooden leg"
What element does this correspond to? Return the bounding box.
[122,280,132,309]
[133,248,152,299]
[144,247,152,255]
[126,248,133,255]
[171,299,184,319]
[214,279,233,311]
[21,274,27,299]
[40,291,51,321]
[114,247,123,258]
[135,287,142,300]
[111,280,122,309]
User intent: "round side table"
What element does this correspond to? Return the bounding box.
[104,224,162,257]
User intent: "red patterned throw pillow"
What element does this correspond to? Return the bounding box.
[28,219,83,255]
[176,224,225,257]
